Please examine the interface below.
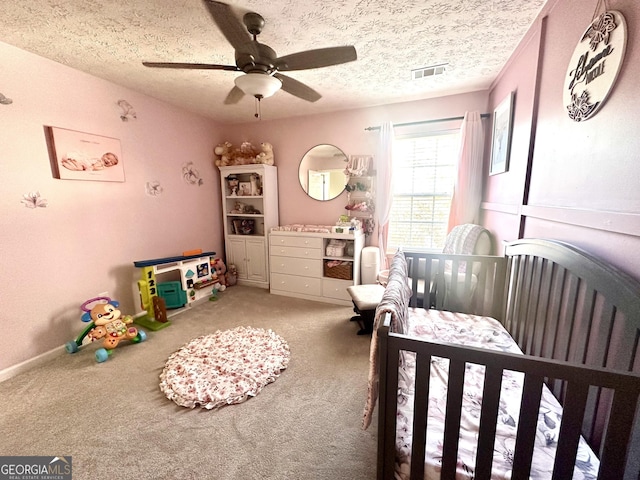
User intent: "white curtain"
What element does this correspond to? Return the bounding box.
[447,111,485,231]
[375,122,394,269]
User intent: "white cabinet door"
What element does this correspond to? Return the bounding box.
[228,237,248,280]
[245,237,266,282]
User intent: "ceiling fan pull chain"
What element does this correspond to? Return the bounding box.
[254,95,262,120]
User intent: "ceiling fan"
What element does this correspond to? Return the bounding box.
[143,0,357,107]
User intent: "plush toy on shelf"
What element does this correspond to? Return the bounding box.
[254,142,274,165]
[213,141,275,167]
[65,296,147,363]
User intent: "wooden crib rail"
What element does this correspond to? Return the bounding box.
[503,239,640,458]
[503,241,640,362]
[382,324,640,480]
[375,242,640,480]
[403,251,506,318]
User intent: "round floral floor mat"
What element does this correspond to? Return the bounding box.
[160,326,290,409]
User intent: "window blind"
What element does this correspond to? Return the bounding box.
[388,131,460,251]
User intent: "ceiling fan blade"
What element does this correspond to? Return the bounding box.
[274,73,321,103]
[202,0,259,58]
[224,86,245,105]
[275,46,357,71]
[143,62,240,71]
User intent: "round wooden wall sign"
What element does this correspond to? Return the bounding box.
[563,10,627,122]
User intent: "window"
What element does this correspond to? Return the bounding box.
[387,130,460,251]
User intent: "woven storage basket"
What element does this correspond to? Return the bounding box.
[323,261,353,280]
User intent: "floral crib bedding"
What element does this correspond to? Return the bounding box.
[394,309,600,480]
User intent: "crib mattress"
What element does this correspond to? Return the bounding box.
[395,309,600,480]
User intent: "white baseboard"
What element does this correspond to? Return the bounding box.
[0,345,64,383]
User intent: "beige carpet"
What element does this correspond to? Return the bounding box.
[0,286,377,479]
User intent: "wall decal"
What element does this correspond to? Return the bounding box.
[182,162,203,186]
[45,126,125,182]
[564,10,627,122]
[146,181,163,196]
[21,191,48,208]
[117,99,137,121]
[0,93,12,105]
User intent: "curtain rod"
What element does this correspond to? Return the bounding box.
[364,113,490,131]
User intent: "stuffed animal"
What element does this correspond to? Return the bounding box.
[240,141,259,157]
[226,264,238,286]
[212,258,228,286]
[214,142,233,167]
[230,202,245,214]
[255,142,275,165]
[213,141,274,167]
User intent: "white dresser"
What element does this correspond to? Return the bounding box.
[269,229,365,306]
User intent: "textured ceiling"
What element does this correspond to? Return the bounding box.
[0,0,547,124]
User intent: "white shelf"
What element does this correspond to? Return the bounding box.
[219,165,279,289]
[323,255,355,261]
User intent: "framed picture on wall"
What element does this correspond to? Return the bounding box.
[45,126,125,182]
[489,91,515,175]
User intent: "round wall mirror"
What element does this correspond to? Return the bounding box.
[298,144,348,201]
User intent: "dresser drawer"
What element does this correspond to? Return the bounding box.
[270,256,322,277]
[270,235,323,249]
[322,278,353,302]
[270,245,322,259]
[271,273,322,296]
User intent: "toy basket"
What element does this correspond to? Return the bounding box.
[323,260,353,280]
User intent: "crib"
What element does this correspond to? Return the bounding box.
[363,239,640,479]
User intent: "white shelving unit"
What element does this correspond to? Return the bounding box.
[219,165,278,289]
[269,229,365,306]
[345,174,374,220]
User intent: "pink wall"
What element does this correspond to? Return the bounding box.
[0,42,224,373]
[0,39,489,375]
[481,21,542,249]
[482,0,640,277]
[6,0,639,374]
[530,0,640,211]
[220,91,488,235]
[7,0,638,374]
[0,37,489,375]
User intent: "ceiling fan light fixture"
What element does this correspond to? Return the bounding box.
[234,73,282,99]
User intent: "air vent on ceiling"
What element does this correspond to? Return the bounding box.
[412,63,447,80]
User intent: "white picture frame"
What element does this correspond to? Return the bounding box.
[46,126,125,182]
